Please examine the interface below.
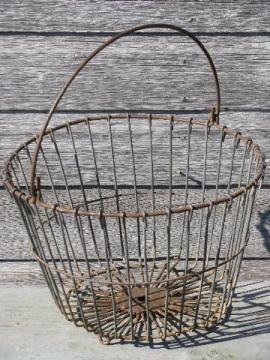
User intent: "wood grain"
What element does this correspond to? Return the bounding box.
[0,1,269,33]
[1,185,269,261]
[0,36,269,111]
[1,111,269,174]
[0,1,269,283]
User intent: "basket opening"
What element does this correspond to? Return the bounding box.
[6,113,262,217]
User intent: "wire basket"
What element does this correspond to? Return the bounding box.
[3,24,266,344]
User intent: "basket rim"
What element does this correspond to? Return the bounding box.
[3,113,266,218]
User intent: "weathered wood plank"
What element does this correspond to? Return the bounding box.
[1,260,269,286]
[1,111,269,174]
[1,186,269,261]
[0,1,269,291]
[1,112,269,261]
[1,112,269,139]
[0,1,269,33]
[0,262,45,286]
[0,36,269,111]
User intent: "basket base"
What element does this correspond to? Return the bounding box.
[116,287,167,315]
[64,268,225,343]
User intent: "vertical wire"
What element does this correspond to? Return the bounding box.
[227,134,239,193]
[27,142,68,274]
[86,118,104,211]
[193,203,212,328]
[39,142,85,299]
[221,135,241,276]
[41,136,88,321]
[231,186,257,297]
[13,195,58,307]
[179,206,192,333]
[49,129,83,274]
[142,213,150,340]
[19,199,61,314]
[163,116,173,339]
[233,142,250,248]
[227,141,249,276]
[39,143,60,204]
[24,144,33,166]
[246,148,255,188]
[148,114,157,282]
[127,114,142,268]
[218,170,240,313]
[15,153,30,194]
[224,192,251,313]
[206,201,227,326]
[57,210,85,321]
[219,139,252,316]
[121,213,134,339]
[237,142,248,189]
[59,210,91,330]
[226,149,259,307]
[225,140,248,274]
[167,118,192,279]
[10,161,22,191]
[163,209,171,339]
[50,130,74,207]
[25,138,78,321]
[50,129,87,273]
[86,119,112,259]
[67,123,101,263]
[226,189,250,309]
[61,214,82,274]
[75,212,103,338]
[43,208,67,272]
[206,126,225,266]
[221,134,240,281]
[192,121,209,270]
[178,119,192,258]
[107,116,125,259]
[99,212,118,338]
[34,205,69,317]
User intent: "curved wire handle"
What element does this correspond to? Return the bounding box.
[30,23,221,196]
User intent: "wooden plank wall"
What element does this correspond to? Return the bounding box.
[0,0,269,283]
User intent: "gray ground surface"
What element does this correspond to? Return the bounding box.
[0,281,269,360]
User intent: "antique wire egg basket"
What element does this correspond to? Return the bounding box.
[3,24,266,344]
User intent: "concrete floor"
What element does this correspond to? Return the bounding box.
[0,281,270,360]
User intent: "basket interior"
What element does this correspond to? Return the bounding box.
[5,113,263,341]
[6,113,260,264]
[10,114,258,212]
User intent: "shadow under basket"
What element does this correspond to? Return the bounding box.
[3,24,266,344]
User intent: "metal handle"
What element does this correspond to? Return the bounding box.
[30,23,221,196]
